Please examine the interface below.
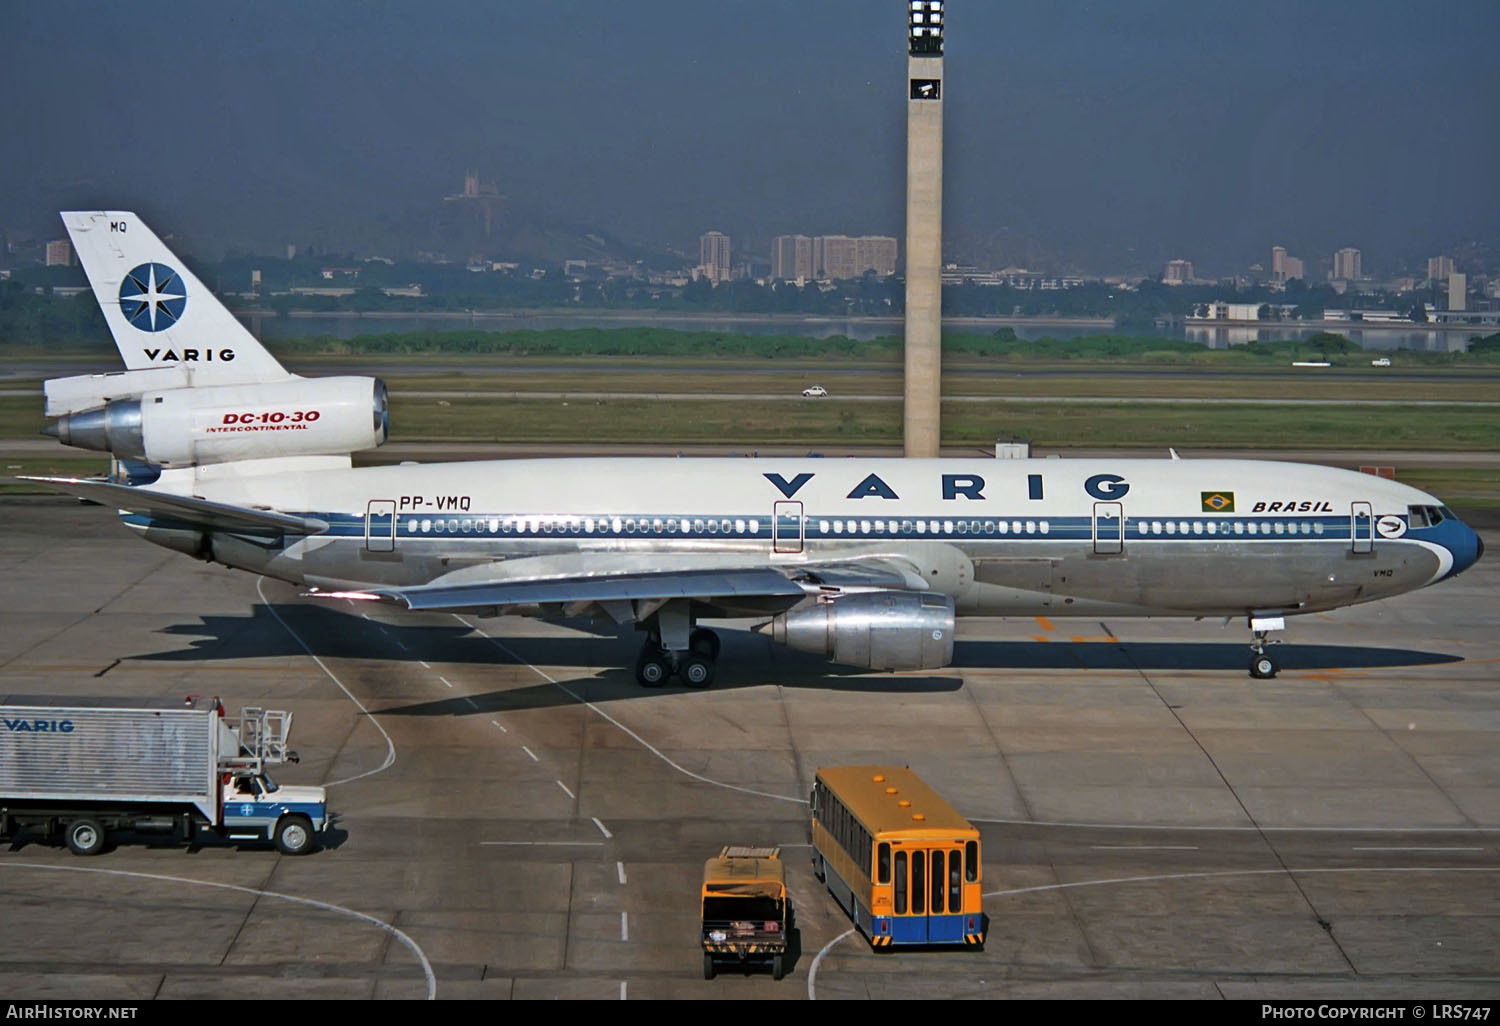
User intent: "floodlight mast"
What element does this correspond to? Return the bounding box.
[904,1,944,458]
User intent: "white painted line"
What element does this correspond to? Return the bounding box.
[593,817,613,839]
[438,675,453,688]
[490,719,508,734]
[1,861,435,999]
[463,697,478,709]
[617,861,627,885]
[521,746,539,762]
[1352,847,1484,853]
[621,912,629,942]
[485,841,602,850]
[455,616,806,805]
[985,865,1500,900]
[257,577,396,787]
[419,660,430,669]
[556,779,575,799]
[620,981,626,1001]
[807,928,855,1001]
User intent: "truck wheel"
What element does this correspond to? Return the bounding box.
[773,954,785,980]
[273,815,315,856]
[703,953,715,980]
[65,818,106,856]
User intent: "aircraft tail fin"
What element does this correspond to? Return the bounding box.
[61,211,290,385]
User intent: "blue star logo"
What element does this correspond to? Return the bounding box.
[118,263,187,332]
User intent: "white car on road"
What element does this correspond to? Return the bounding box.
[801,385,828,397]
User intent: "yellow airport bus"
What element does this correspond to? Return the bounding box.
[810,765,985,948]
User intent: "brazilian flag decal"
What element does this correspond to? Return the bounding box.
[1201,491,1235,512]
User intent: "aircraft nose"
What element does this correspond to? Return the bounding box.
[1446,520,1484,579]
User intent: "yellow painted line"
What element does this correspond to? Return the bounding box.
[1029,635,1051,643]
[1068,635,1118,644]
[1035,616,1056,631]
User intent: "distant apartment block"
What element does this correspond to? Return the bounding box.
[1449,272,1467,312]
[45,239,73,267]
[771,235,814,281]
[1270,246,1304,284]
[810,235,898,280]
[699,231,731,284]
[1332,247,1362,282]
[1428,255,1455,283]
[1164,259,1193,285]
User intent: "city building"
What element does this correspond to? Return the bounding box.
[1449,272,1467,312]
[1332,247,1362,282]
[699,231,731,284]
[1270,246,1304,284]
[771,235,814,281]
[1164,259,1194,285]
[810,235,899,280]
[1428,255,1455,284]
[45,239,73,267]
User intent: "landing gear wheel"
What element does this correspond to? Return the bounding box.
[1250,654,1279,679]
[65,818,105,856]
[690,628,721,661]
[635,648,670,688]
[703,953,716,980]
[680,655,715,689]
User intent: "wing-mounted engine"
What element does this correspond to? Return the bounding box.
[44,375,388,468]
[757,591,956,670]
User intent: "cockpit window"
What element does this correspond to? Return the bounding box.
[1408,505,1445,527]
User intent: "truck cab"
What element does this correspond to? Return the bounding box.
[221,772,328,855]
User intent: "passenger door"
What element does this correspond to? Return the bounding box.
[1093,501,1124,555]
[365,499,396,552]
[1351,501,1374,554]
[773,501,804,554]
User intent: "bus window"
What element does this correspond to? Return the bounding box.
[878,843,891,885]
[965,840,978,882]
[930,850,945,914]
[949,850,962,911]
[894,851,907,914]
[912,851,926,915]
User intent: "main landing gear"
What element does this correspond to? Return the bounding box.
[1247,614,1285,679]
[635,627,720,689]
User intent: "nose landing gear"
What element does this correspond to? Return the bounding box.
[1247,614,1285,679]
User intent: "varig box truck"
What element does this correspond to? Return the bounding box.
[0,695,329,856]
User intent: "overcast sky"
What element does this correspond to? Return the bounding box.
[3,0,1495,276]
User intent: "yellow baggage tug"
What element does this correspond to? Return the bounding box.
[700,845,789,980]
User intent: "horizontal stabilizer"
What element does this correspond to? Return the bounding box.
[21,477,328,536]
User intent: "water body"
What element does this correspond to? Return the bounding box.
[239,310,1481,352]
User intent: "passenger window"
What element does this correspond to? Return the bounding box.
[949,851,962,911]
[878,842,891,885]
[930,849,945,913]
[965,840,978,882]
[895,851,907,914]
[912,852,926,914]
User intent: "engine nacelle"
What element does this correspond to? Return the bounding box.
[48,376,388,468]
[760,592,956,671]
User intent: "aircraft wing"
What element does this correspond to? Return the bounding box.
[21,477,330,536]
[318,554,926,618]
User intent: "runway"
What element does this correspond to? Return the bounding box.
[0,495,1496,1000]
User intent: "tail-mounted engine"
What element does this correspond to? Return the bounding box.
[44,376,388,468]
[759,591,956,670]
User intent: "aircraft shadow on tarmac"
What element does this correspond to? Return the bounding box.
[127,603,1464,715]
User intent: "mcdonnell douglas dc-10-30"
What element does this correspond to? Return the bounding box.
[32,212,1484,686]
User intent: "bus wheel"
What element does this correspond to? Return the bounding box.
[65,818,106,856]
[703,953,716,980]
